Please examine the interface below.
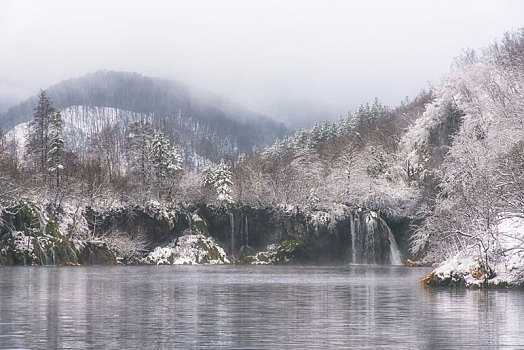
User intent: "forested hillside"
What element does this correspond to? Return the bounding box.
[0,71,287,163]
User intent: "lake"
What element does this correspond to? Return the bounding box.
[0,265,523,349]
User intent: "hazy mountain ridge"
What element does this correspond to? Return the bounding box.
[0,71,287,162]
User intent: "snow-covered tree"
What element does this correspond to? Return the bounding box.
[149,130,184,199]
[46,110,64,189]
[408,29,524,270]
[366,146,391,181]
[150,131,172,180]
[168,146,183,174]
[201,165,215,188]
[214,159,234,204]
[27,90,55,177]
[198,164,215,203]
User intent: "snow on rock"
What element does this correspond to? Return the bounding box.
[309,211,332,230]
[142,234,230,265]
[57,203,90,239]
[427,254,486,287]
[238,239,308,265]
[143,200,177,224]
[10,231,35,255]
[241,244,280,265]
[0,200,80,265]
[191,213,209,235]
[425,215,524,288]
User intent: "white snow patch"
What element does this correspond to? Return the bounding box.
[143,234,229,265]
[434,253,484,286]
[249,244,280,265]
[431,215,524,287]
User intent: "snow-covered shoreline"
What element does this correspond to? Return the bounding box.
[423,215,524,288]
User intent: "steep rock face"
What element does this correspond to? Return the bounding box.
[85,203,406,265]
[84,202,186,248]
[76,241,118,266]
[201,205,404,264]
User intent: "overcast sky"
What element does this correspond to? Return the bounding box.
[1,0,523,125]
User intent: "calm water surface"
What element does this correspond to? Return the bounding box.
[0,265,523,349]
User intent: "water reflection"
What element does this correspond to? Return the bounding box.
[0,265,522,349]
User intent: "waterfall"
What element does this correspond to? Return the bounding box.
[365,213,377,264]
[50,248,56,266]
[187,213,193,234]
[237,211,254,258]
[350,214,356,264]
[245,215,249,247]
[349,210,402,265]
[36,207,47,236]
[352,212,363,264]
[39,247,48,266]
[229,212,235,258]
[378,217,402,265]
[88,247,96,265]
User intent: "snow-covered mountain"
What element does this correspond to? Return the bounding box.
[0,71,287,163]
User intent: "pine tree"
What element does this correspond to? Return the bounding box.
[150,131,183,186]
[214,159,234,204]
[200,164,216,202]
[150,131,171,180]
[27,90,55,178]
[201,165,215,187]
[168,146,183,174]
[47,110,64,189]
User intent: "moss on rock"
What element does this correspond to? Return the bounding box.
[0,200,80,266]
[192,213,210,236]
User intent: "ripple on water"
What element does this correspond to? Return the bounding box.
[0,265,523,349]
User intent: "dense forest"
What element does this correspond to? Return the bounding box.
[0,29,523,287]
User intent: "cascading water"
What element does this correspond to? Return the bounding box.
[39,247,48,266]
[245,215,249,247]
[350,214,356,264]
[378,217,402,265]
[349,210,402,265]
[50,248,57,266]
[365,213,377,264]
[229,212,235,258]
[88,247,96,265]
[35,207,47,236]
[238,214,254,258]
[187,213,193,234]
